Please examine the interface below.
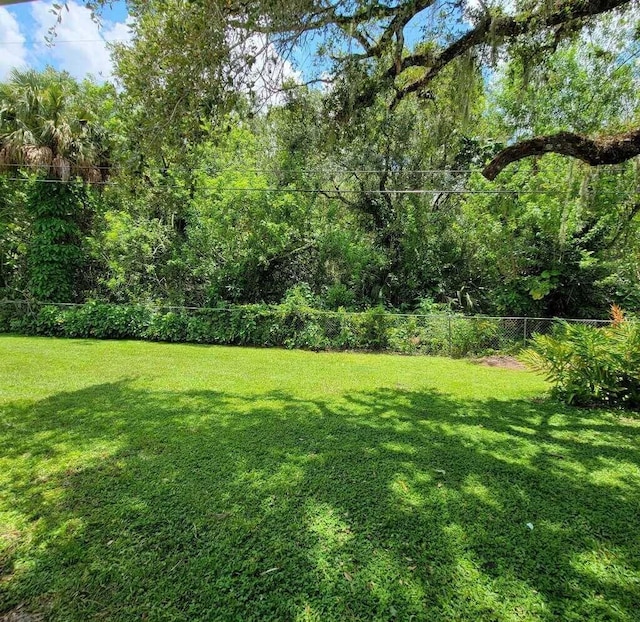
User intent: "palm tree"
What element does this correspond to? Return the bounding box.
[0,68,108,183]
[0,68,111,301]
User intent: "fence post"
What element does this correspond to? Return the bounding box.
[523,317,528,346]
[448,315,452,357]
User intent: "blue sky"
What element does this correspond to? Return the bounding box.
[0,0,319,91]
[0,0,446,87]
[0,0,130,81]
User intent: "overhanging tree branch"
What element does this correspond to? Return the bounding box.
[394,0,633,101]
[482,129,640,179]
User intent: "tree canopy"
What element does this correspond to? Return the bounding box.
[104,0,640,175]
[0,68,110,182]
[1,3,639,316]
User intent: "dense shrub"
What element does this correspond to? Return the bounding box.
[520,313,640,407]
[387,315,504,356]
[26,182,92,303]
[0,301,517,356]
[450,318,502,357]
[388,316,448,355]
[360,306,392,350]
[145,310,189,342]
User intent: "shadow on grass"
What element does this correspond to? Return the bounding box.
[1,382,639,621]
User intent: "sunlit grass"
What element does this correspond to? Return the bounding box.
[1,335,639,621]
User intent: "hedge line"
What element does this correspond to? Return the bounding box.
[0,301,508,356]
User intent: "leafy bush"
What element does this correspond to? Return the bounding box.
[450,318,501,357]
[66,303,151,339]
[323,308,361,350]
[387,316,447,355]
[520,314,640,407]
[387,315,501,357]
[26,182,90,302]
[0,301,528,358]
[360,306,392,350]
[0,307,11,333]
[389,317,427,354]
[145,310,189,342]
[324,283,356,310]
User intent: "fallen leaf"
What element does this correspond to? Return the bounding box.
[344,571,353,581]
[261,567,280,575]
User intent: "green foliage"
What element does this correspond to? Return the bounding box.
[360,306,392,350]
[65,302,150,339]
[494,43,637,137]
[280,283,319,308]
[3,50,640,319]
[388,316,442,355]
[521,320,640,407]
[94,207,177,302]
[10,302,151,339]
[450,317,503,357]
[323,283,356,310]
[0,68,112,182]
[0,302,517,357]
[0,177,29,298]
[1,69,112,302]
[26,182,90,302]
[459,156,640,317]
[387,315,506,357]
[182,126,320,304]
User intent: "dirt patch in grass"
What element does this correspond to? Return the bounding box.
[0,605,44,622]
[472,355,526,370]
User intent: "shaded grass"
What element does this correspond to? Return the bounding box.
[1,335,639,621]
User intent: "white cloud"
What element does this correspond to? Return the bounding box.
[30,0,131,81]
[0,7,28,80]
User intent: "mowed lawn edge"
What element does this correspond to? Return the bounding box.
[1,335,639,621]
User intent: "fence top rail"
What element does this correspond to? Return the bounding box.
[0,299,622,323]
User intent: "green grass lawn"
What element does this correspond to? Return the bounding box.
[1,336,639,621]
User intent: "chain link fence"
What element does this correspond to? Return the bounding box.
[0,300,613,358]
[317,312,611,357]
